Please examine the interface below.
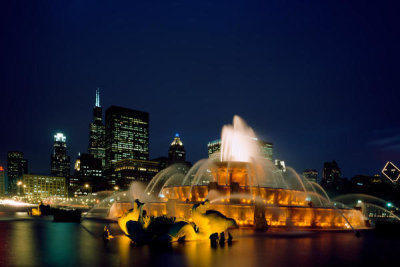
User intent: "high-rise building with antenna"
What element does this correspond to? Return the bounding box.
[89,89,106,167]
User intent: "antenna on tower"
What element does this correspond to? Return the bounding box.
[95,88,100,107]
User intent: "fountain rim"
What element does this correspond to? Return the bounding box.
[111,200,359,211]
[161,184,309,192]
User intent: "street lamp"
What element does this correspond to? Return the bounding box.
[114,186,119,191]
[84,183,91,194]
[17,181,23,196]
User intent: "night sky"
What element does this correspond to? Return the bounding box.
[1,1,399,178]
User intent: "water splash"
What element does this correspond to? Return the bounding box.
[144,163,189,198]
[221,115,260,162]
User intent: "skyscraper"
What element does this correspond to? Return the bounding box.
[168,133,186,164]
[105,106,149,182]
[88,89,106,167]
[7,151,28,194]
[51,133,71,177]
[0,166,5,196]
[322,161,341,186]
[73,153,103,192]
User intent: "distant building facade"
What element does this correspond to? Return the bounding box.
[51,133,71,177]
[303,169,318,183]
[74,153,103,180]
[274,159,286,173]
[168,133,186,164]
[7,151,28,195]
[0,166,5,196]
[23,174,67,201]
[105,106,149,184]
[322,161,341,186]
[88,89,106,167]
[207,138,273,161]
[207,140,222,160]
[73,153,103,192]
[114,159,160,189]
[152,157,169,171]
[258,141,273,161]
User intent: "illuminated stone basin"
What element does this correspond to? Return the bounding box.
[112,162,367,230]
[161,162,309,205]
[112,201,366,229]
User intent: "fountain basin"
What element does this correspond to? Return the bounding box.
[110,199,367,229]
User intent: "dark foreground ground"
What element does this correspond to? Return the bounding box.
[0,211,399,267]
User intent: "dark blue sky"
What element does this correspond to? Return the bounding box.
[1,1,399,178]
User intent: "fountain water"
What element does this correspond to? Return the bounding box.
[96,116,368,230]
[331,194,400,223]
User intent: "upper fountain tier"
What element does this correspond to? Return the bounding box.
[147,115,309,201]
[220,115,261,162]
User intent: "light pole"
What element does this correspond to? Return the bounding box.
[17,181,23,196]
[84,183,91,194]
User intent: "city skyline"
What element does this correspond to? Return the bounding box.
[0,94,392,179]
[1,1,399,179]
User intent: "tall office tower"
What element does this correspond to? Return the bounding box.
[168,133,186,164]
[51,133,71,177]
[88,89,106,167]
[207,139,273,161]
[322,161,341,186]
[303,169,318,183]
[7,151,28,195]
[105,106,149,182]
[0,166,5,196]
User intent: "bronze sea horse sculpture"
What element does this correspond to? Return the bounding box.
[117,199,236,244]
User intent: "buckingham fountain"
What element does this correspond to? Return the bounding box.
[91,116,367,231]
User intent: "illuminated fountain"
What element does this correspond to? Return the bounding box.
[107,116,367,230]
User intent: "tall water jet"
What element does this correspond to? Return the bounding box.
[221,116,260,162]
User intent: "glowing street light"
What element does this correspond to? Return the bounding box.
[114,186,119,191]
[17,181,23,196]
[84,183,92,194]
[387,202,393,208]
